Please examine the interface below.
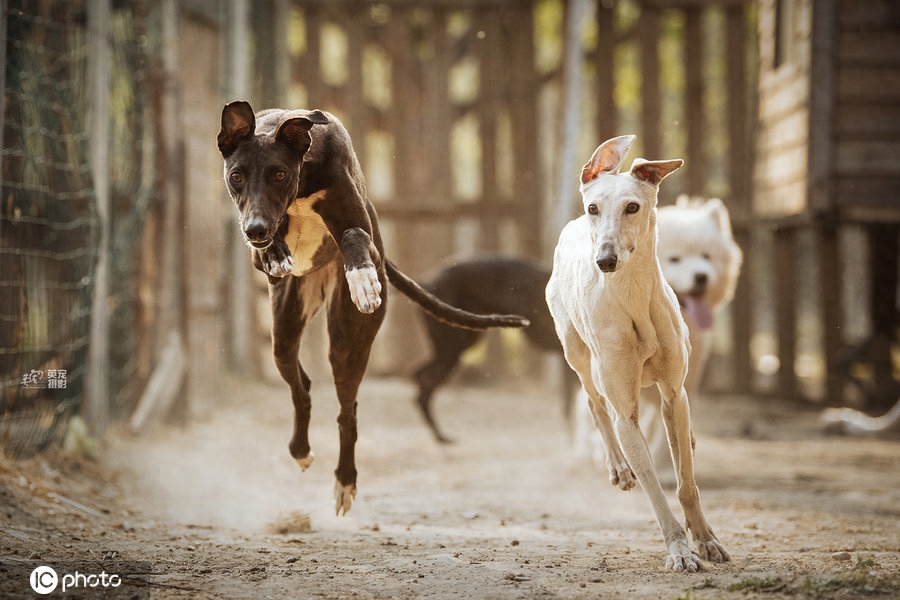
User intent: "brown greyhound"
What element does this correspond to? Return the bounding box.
[217,101,528,515]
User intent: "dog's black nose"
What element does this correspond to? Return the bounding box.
[596,255,618,272]
[694,273,708,287]
[243,219,268,242]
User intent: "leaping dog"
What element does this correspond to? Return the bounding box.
[217,101,528,516]
[545,135,729,572]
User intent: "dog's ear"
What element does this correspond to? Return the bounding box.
[629,158,683,186]
[704,198,734,236]
[275,110,330,156]
[218,101,256,157]
[581,135,636,184]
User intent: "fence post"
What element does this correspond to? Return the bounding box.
[225,0,256,374]
[552,0,588,238]
[85,0,111,437]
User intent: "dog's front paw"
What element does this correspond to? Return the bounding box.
[665,539,702,573]
[259,239,295,277]
[695,536,730,563]
[346,265,382,313]
[334,480,357,516]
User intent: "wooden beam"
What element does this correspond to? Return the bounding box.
[639,6,661,160]
[683,5,705,194]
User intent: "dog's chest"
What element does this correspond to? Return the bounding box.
[284,191,339,276]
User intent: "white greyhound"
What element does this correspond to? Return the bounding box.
[545,135,729,572]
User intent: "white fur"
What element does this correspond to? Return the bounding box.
[657,195,743,399]
[821,399,900,434]
[547,135,728,572]
[575,195,743,477]
[345,266,382,313]
[295,453,315,471]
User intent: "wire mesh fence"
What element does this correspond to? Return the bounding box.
[0,1,157,458]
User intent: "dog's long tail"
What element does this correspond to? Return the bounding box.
[385,259,529,331]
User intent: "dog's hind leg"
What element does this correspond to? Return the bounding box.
[327,279,386,516]
[413,324,481,444]
[659,383,729,564]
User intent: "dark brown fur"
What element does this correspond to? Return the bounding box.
[218,101,527,514]
[414,257,577,443]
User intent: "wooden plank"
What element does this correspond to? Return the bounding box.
[508,2,543,259]
[837,66,900,101]
[477,7,502,253]
[594,0,616,141]
[838,31,900,66]
[818,224,843,405]
[758,143,808,187]
[760,108,808,154]
[836,140,900,176]
[836,104,900,136]
[639,6,661,160]
[838,0,900,27]
[303,5,323,106]
[808,0,837,215]
[774,226,798,401]
[725,3,753,392]
[85,0,111,436]
[754,178,807,218]
[683,6,705,193]
[344,11,365,141]
[758,70,807,121]
[835,178,900,222]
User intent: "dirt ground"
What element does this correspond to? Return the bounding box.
[2,372,899,599]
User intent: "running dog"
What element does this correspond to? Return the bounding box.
[576,196,744,471]
[545,135,729,572]
[412,257,575,443]
[217,101,528,516]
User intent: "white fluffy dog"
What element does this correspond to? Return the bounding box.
[575,195,743,472]
[657,196,743,399]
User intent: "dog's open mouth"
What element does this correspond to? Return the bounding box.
[248,239,272,250]
[676,292,714,330]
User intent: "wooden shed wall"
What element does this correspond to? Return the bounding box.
[830,0,900,222]
[753,0,812,219]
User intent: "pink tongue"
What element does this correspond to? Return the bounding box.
[685,296,714,329]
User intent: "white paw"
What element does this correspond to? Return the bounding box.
[267,254,294,277]
[346,266,382,313]
[665,539,702,573]
[334,480,357,516]
[295,452,314,471]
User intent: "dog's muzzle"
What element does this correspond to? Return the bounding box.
[595,241,618,272]
[243,217,273,249]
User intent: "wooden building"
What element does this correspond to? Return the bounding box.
[754,0,900,406]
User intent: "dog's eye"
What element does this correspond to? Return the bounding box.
[702,253,711,260]
[625,202,640,214]
[274,170,287,182]
[230,172,242,184]
[669,256,681,263]
[587,204,599,215]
